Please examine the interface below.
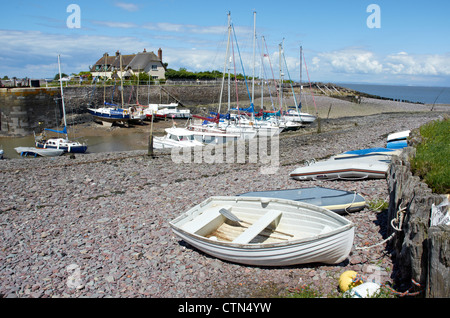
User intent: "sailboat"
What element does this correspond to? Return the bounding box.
[87,53,131,126]
[281,45,316,124]
[187,12,257,142]
[35,55,88,154]
[216,12,282,138]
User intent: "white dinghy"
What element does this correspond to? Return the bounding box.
[290,157,389,181]
[170,196,354,266]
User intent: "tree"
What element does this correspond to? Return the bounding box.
[54,73,69,80]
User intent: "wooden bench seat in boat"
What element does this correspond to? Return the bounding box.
[181,205,232,235]
[232,210,282,244]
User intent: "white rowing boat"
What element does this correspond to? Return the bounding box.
[170,196,355,266]
[290,157,389,181]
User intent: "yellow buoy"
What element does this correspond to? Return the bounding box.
[339,271,363,292]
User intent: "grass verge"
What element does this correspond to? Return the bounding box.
[410,117,449,194]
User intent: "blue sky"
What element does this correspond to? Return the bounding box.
[1,0,449,86]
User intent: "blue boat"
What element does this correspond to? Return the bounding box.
[238,187,366,214]
[386,130,409,149]
[387,140,408,149]
[87,106,131,123]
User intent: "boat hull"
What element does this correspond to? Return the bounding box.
[172,226,354,266]
[36,141,87,154]
[170,196,354,266]
[15,147,64,157]
[290,158,389,181]
[87,108,130,123]
[238,187,366,214]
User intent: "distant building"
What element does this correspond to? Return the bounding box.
[90,48,166,80]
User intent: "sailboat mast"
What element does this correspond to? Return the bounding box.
[218,12,232,116]
[260,36,264,110]
[120,53,124,107]
[279,42,283,111]
[299,45,303,108]
[103,53,107,105]
[251,10,256,106]
[57,55,68,131]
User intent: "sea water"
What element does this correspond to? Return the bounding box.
[339,83,450,105]
[0,133,150,159]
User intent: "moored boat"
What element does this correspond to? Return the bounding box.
[15,147,64,157]
[87,106,131,124]
[153,127,204,149]
[36,55,88,154]
[170,196,355,266]
[36,135,87,154]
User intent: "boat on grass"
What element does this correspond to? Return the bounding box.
[170,196,355,266]
[15,147,64,157]
[238,187,366,214]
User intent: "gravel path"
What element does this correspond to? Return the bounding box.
[0,111,447,298]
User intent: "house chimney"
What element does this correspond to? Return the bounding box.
[116,50,120,57]
[143,48,147,53]
[158,48,162,61]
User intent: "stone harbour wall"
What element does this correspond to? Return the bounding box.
[0,84,266,136]
[387,129,449,298]
[0,88,61,137]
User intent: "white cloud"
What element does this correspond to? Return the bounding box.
[0,30,149,77]
[115,2,139,12]
[314,48,383,74]
[92,21,138,29]
[385,52,450,76]
[309,48,450,84]
[143,22,230,35]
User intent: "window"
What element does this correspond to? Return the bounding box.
[151,65,158,71]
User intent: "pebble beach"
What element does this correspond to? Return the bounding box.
[0,96,448,298]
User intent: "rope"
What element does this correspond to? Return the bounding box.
[383,279,423,297]
[344,191,358,214]
[354,205,406,250]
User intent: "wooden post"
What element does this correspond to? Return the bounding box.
[148,110,155,157]
[327,103,332,119]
